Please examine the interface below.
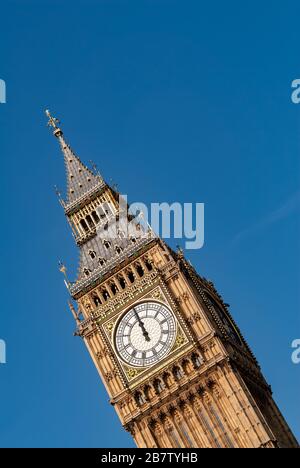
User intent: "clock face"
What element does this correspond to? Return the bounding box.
[115,301,177,368]
[204,293,242,345]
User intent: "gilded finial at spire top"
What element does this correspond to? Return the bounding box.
[45,109,62,136]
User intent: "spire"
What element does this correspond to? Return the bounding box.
[68,301,81,325]
[45,110,103,206]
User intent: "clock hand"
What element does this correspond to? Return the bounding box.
[133,307,150,342]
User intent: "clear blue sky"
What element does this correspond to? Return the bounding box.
[0,0,299,447]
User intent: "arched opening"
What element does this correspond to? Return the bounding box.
[80,219,89,233]
[86,215,95,228]
[118,276,126,289]
[136,263,144,277]
[192,353,202,368]
[89,250,96,259]
[103,240,111,250]
[144,258,153,271]
[154,379,164,394]
[134,391,146,406]
[91,293,101,306]
[103,202,112,216]
[98,208,106,220]
[110,283,118,295]
[127,270,135,284]
[173,366,184,381]
[162,372,172,388]
[102,289,110,301]
[115,246,123,255]
[91,210,100,224]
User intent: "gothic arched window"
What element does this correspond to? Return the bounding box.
[80,219,89,232]
[136,263,144,277]
[102,289,110,301]
[86,215,94,228]
[89,250,96,259]
[173,366,184,381]
[98,257,106,267]
[118,276,126,289]
[103,240,111,250]
[110,283,118,295]
[91,210,100,224]
[154,379,164,394]
[144,258,153,271]
[134,391,146,406]
[91,293,101,306]
[192,353,202,369]
[127,270,135,284]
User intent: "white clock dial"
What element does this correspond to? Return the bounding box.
[115,301,177,367]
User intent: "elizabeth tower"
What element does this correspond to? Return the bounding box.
[47,111,298,449]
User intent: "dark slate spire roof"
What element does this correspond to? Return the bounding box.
[70,225,155,297]
[45,110,103,207]
[59,139,102,204]
[76,216,150,280]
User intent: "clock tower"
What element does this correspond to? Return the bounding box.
[47,111,298,448]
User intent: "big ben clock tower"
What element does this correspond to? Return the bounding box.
[46,111,298,449]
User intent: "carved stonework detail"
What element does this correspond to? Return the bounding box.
[105,369,118,382]
[124,365,145,381]
[167,404,176,417]
[185,317,194,326]
[119,400,127,410]
[182,292,189,301]
[124,422,135,436]
[192,312,201,322]
[102,316,119,339]
[96,350,104,360]
[83,299,92,313]
[175,296,183,305]
[158,411,167,423]
[93,270,158,320]
[148,287,165,302]
[171,327,188,352]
